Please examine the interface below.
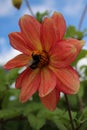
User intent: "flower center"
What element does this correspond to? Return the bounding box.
[29,50,49,69]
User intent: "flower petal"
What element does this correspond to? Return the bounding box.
[39,68,56,97]
[19,68,40,102]
[50,66,80,94]
[50,39,85,68]
[9,32,32,55]
[52,12,66,40]
[40,17,57,52]
[16,67,29,89]
[19,15,42,50]
[40,88,60,111]
[4,54,30,70]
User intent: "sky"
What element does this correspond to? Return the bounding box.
[0,0,87,65]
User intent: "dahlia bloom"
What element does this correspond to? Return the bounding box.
[4,12,85,111]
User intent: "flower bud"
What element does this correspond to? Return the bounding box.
[12,0,22,9]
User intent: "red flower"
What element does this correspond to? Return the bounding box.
[4,12,85,111]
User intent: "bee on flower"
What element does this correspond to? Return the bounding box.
[4,12,85,111]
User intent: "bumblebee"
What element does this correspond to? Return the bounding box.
[29,51,49,69]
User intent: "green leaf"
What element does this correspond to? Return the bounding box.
[37,108,63,120]
[79,120,87,130]
[37,109,72,130]
[36,11,49,22]
[0,107,23,119]
[79,107,87,121]
[65,25,84,40]
[65,26,76,38]
[51,110,76,129]
[28,114,45,130]
[23,102,43,116]
[6,68,19,85]
[72,49,87,66]
[0,68,7,91]
[52,118,67,130]
[2,88,20,109]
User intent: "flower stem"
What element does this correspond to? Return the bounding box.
[25,0,35,17]
[64,94,75,130]
[78,4,87,30]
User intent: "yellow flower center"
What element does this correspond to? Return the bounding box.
[29,50,49,69]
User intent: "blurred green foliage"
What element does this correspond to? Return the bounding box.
[0,12,87,130]
[36,11,49,23]
[0,68,87,130]
[65,25,87,40]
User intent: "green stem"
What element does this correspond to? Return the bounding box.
[25,0,35,17]
[64,94,75,130]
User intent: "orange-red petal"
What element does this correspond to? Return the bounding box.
[39,68,56,97]
[19,68,40,102]
[52,12,66,40]
[19,15,42,50]
[50,66,80,94]
[40,88,60,111]
[50,39,85,68]
[16,67,29,89]
[40,17,57,52]
[4,54,30,70]
[9,32,32,55]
